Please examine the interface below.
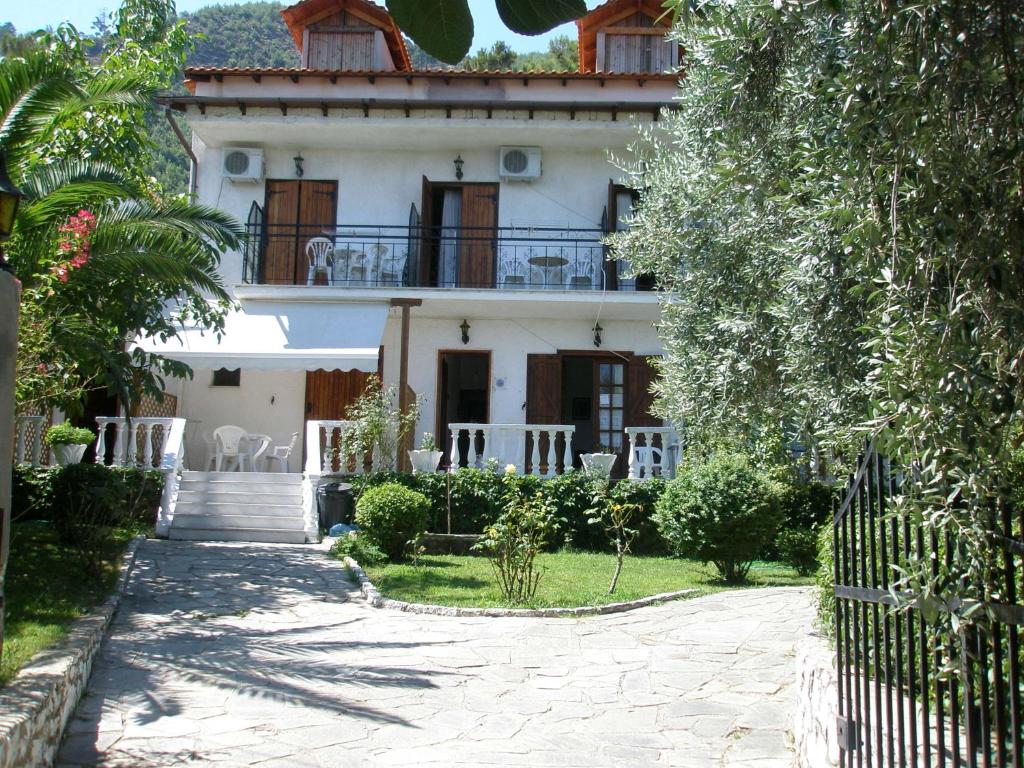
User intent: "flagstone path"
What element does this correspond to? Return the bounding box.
[57,540,814,767]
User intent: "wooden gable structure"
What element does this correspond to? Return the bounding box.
[280,0,411,71]
[576,0,678,74]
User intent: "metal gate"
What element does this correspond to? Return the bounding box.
[833,443,1023,767]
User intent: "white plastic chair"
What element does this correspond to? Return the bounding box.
[378,248,407,286]
[265,432,299,473]
[305,237,335,285]
[214,425,249,472]
[202,431,217,471]
[566,250,603,291]
[347,251,371,284]
[498,248,527,288]
[632,445,665,478]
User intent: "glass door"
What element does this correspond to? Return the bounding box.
[595,361,625,454]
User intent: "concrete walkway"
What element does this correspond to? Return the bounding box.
[58,541,814,768]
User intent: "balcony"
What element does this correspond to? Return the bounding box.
[243,216,653,292]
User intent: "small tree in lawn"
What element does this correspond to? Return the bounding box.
[588,486,641,595]
[474,467,556,605]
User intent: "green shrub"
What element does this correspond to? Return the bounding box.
[540,471,605,550]
[654,452,784,583]
[354,482,430,561]
[43,423,96,446]
[50,464,129,576]
[607,477,668,555]
[474,475,558,604]
[329,533,388,567]
[815,523,835,637]
[11,465,56,522]
[776,527,821,576]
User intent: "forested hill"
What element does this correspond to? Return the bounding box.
[149,2,577,194]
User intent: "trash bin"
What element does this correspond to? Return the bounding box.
[317,482,353,530]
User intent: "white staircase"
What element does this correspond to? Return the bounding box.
[169,471,308,544]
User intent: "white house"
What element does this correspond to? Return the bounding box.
[140,0,679,489]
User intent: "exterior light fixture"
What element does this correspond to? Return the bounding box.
[453,154,464,181]
[592,321,603,348]
[460,319,471,344]
[293,153,305,178]
[0,152,24,274]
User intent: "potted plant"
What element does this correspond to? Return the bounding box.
[581,443,618,476]
[44,423,96,466]
[408,432,444,474]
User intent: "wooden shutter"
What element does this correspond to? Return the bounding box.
[526,354,561,424]
[296,181,338,285]
[459,184,498,288]
[625,355,662,427]
[605,179,619,290]
[263,181,300,285]
[304,369,371,421]
[419,176,434,286]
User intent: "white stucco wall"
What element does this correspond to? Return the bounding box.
[198,142,630,290]
[175,368,306,471]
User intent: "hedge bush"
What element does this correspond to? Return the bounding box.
[354,482,430,561]
[655,453,784,583]
[11,464,163,527]
[765,477,834,572]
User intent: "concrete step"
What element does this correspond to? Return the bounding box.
[168,527,308,544]
[181,471,303,485]
[171,513,305,531]
[176,490,303,506]
[173,501,305,518]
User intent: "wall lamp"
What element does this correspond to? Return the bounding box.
[293,153,305,178]
[593,321,603,348]
[454,154,464,181]
[460,319,471,344]
[0,151,24,274]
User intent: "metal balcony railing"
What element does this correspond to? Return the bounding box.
[242,216,652,292]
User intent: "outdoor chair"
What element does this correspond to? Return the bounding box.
[377,246,407,286]
[566,251,602,291]
[632,445,665,478]
[305,237,335,285]
[213,425,250,472]
[265,432,299,473]
[498,248,528,288]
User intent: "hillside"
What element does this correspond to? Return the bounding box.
[150,2,577,195]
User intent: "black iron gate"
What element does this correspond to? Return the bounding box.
[833,443,1023,767]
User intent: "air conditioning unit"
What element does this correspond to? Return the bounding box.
[499,147,542,182]
[222,147,264,183]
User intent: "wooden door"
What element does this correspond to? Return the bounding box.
[419,176,434,286]
[459,184,498,288]
[264,181,300,285]
[262,180,337,285]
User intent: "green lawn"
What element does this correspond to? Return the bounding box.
[1,521,140,685]
[363,552,812,609]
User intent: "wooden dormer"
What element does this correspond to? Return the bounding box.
[577,0,678,74]
[281,0,411,71]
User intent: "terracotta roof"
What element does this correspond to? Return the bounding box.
[183,66,678,84]
[279,0,411,71]
[575,0,673,73]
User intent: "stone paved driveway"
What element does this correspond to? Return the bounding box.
[58,540,813,768]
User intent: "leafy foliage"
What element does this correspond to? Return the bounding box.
[329,533,388,567]
[620,0,1024,623]
[43,423,95,446]
[655,453,784,583]
[184,2,298,68]
[354,482,430,561]
[338,376,420,473]
[474,470,558,604]
[587,483,641,594]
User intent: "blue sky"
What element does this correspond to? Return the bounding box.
[3,0,604,53]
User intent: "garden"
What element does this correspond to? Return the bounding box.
[328,451,833,609]
[2,459,162,683]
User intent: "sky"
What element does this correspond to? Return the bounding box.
[3,0,605,53]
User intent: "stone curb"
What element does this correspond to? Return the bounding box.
[343,556,698,617]
[0,534,146,768]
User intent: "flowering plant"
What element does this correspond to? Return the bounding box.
[50,210,96,284]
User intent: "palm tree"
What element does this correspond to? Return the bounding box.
[1,51,245,413]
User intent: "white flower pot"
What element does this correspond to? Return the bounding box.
[408,449,443,474]
[581,452,617,476]
[53,443,87,466]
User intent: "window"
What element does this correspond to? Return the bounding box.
[596,362,625,452]
[212,368,241,387]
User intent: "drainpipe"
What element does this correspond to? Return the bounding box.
[165,109,198,201]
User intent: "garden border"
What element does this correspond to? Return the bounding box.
[0,534,145,768]
[343,556,698,617]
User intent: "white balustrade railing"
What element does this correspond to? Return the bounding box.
[625,426,680,480]
[14,415,46,466]
[305,419,390,477]
[94,417,181,469]
[447,423,575,477]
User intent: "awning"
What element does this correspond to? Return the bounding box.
[134,300,388,372]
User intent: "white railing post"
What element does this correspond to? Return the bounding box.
[15,416,45,466]
[529,428,541,476]
[448,426,459,470]
[155,417,186,538]
[561,427,574,474]
[643,430,655,478]
[302,419,324,544]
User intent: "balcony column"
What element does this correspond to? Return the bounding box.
[391,298,421,472]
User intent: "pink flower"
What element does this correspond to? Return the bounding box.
[37,363,47,372]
